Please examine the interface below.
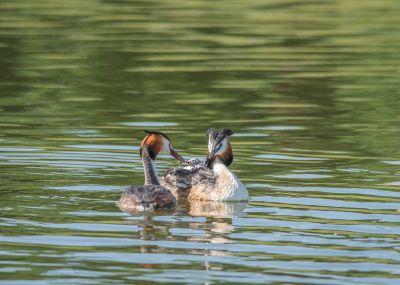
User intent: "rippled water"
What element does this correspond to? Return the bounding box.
[1,0,400,284]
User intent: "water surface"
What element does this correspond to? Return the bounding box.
[1,0,400,284]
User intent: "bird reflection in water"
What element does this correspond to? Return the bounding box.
[121,200,247,271]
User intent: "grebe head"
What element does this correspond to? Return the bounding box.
[140,130,184,162]
[206,128,234,168]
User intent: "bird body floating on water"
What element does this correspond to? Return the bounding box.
[118,130,189,212]
[163,128,249,201]
[118,128,249,213]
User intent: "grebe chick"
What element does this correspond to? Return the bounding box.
[119,130,189,212]
[163,128,249,201]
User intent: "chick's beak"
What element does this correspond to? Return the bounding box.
[169,147,185,163]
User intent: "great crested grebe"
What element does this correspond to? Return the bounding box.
[162,128,249,201]
[118,130,191,212]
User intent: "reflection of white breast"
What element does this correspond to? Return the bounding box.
[212,162,249,201]
[189,200,248,217]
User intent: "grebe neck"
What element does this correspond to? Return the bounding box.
[211,157,249,201]
[141,147,160,185]
[212,158,230,175]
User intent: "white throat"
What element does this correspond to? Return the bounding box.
[211,159,249,201]
[212,159,229,175]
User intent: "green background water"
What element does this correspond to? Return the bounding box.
[1,0,400,284]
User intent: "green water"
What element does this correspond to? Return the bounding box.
[1,0,400,284]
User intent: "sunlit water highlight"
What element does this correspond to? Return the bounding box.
[1,0,400,284]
